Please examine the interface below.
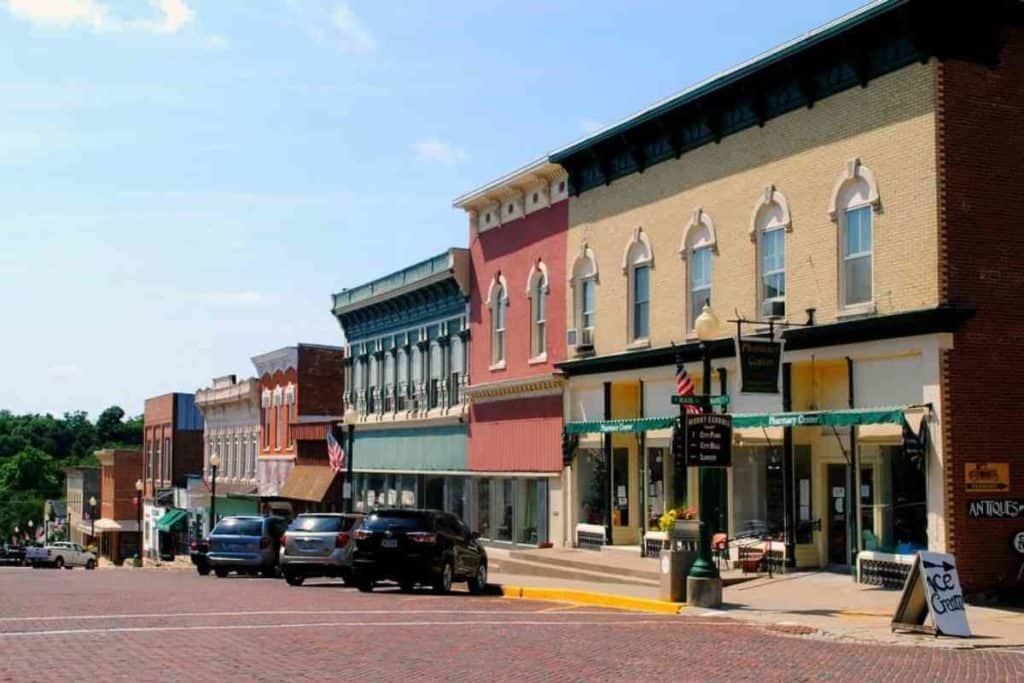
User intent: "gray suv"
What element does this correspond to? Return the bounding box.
[208,515,289,578]
[280,513,364,586]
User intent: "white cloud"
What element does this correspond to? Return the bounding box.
[581,118,604,134]
[414,138,467,165]
[205,33,228,51]
[47,364,83,381]
[201,290,271,306]
[4,0,195,35]
[330,2,374,53]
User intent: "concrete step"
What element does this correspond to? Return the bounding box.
[491,557,659,587]
[506,550,661,582]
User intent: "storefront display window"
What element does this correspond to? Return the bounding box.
[477,479,491,539]
[446,477,467,521]
[794,446,813,543]
[882,445,928,553]
[495,479,514,541]
[517,479,538,544]
[577,448,607,526]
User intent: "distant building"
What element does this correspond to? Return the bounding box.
[141,393,204,558]
[65,467,101,546]
[94,449,142,564]
[333,249,471,517]
[194,374,261,529]
[251,344,346,516]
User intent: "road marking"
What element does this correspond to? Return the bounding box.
[0,608,642,623]
[0,619,672,638]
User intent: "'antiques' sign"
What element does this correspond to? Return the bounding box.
[735,338,783,394]
[964,462,1010,494]
[685,414,732,467]
[967,499,1024,519]
[891,552,971,638]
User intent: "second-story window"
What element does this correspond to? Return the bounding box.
[384,352,394,413]
[624,229,653,343]
[689,247,712,329]
[830,158,880,312]
[429,341,441,409]
[842,206,872,307]
[571,244,599,348]
[633,265,650,339]
[368,354,378,414]
[760,228,785,314]
[397,347,407,411]
[528,263,549,359]
[490,279,507,366]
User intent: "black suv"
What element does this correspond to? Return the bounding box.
[351,509,487,594]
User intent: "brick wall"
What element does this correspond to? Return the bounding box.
[297,345,345,416]
[259,367,298,457]
[566,63,939,356]
[937,27,1024,593]
[470,200,568,381]
[171,430,204,486]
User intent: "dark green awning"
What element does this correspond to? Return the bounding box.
[564,416,676,435]
[156,508,188,532]
[565,407,917,434]
[731,407,908,429]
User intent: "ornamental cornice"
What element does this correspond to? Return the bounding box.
[466,375,565,403]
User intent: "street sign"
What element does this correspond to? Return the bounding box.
[671,394,730,407]
[891,552,971,638]
[736,338,782,394]
[685,414,732,467]
[964,462,1010,494]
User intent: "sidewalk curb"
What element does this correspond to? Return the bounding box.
[499,585,685,615]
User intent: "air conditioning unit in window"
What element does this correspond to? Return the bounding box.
[761,300,785,319]
[577,328,595,350]
[566,328,578,347]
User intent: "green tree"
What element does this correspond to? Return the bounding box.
[96,406,125,444]
[0,447,61,498]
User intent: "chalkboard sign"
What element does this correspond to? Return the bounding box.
[891,551,971,638]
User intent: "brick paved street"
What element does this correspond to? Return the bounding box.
[1,568,1022,682]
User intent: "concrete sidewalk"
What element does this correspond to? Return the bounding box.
[488,547,1024,649]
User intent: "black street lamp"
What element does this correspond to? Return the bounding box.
[27,520,34,546]
[135,479,143,560]
[687,302,722,583]
[209,452,221,532]
[89,496,97,543]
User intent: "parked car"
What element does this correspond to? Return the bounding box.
[189,539,210,575]
[26,542,96,570]
[0,544,26,566]
[280,513,364,586]
[207,516,288,578]
[351,509,487,594]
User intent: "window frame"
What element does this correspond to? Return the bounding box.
[840,204,873,308]
[680,208,717,335]
[622,229,653,346]
[526,263,549,362]
[829,158,880,315]
[488,277,508,369]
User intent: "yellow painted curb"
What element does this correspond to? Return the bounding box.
[500,585,684,615]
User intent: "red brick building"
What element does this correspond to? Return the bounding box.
[251,344,346,514]
[95,448,143,564]
[455,159,569,545]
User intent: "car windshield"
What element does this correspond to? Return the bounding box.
[288,516,355,533]
[363,512,432,532]
[212,519,263,536]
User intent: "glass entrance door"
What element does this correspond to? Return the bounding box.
[611,447,638,544]
[827,464,848,565]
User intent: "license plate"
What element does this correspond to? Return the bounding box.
[381,539,398,548]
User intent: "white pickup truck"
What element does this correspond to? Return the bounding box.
[25,542,97,570]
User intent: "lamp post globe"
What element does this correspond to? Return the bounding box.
[135,479,143,561]
[89,496,97,543]
[694,302,720,342]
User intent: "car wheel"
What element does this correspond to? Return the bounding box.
[196,566,211,576]
[54,557,65,570]
[433,561,453,594]
[399,579,415,593]
[284,573,305,586]
[467,562,488,595]
[356,576,374,592]
[214,567,229,578]
[339,570,352,586]
[85,559,96,571]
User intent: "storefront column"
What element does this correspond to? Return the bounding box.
[782,362,796,568]
[846,357,859,569]
[603,381,612,543]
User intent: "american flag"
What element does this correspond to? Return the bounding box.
[327,431,345,473]
[675,363,702,415]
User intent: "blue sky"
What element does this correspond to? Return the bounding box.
[0,0,864,418]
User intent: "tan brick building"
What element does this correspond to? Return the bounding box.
[547,1,1022,594]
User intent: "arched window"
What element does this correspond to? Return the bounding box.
[829,159,880,311]
[750,185,792,318]
[570,243,598,346]
[526,261,549,360]
[680,209,717,331]
[487,275,508,367]
[622,228,653,342]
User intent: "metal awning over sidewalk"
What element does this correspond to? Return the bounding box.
[156,509,188,532]
[564,406,928,434]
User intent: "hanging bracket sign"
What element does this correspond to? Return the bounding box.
[735,337,783,394]
[685,414,732,467]
[891,551,971,638]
